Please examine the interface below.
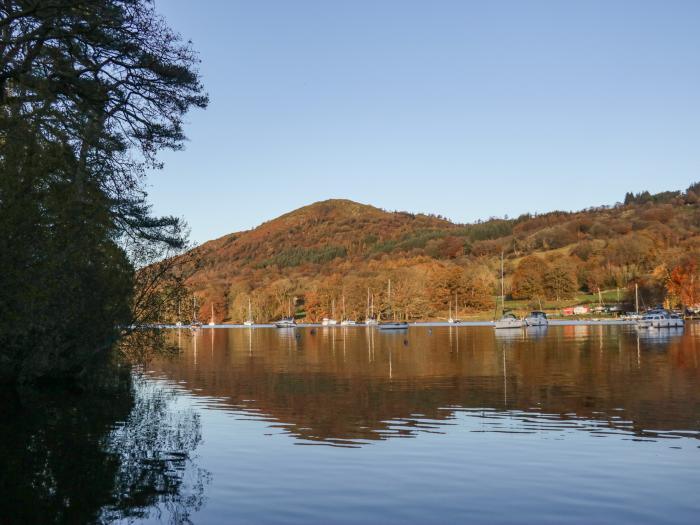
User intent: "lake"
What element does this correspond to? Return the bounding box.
[2,324,699,524]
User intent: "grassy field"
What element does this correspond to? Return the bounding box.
[449,289,630,321]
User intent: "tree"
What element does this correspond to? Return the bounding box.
[460,264,496,311]
[511,256,546,300]
[666,260,699,309]
[0,0,207,382]
[543,258,578,301]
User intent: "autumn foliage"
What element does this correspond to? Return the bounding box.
[176,186,699,322]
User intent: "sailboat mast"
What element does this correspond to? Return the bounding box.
[500,252,505,311]
[388,279,392,320]
[635,283,639,314]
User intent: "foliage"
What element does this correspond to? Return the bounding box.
[181,184,699,322]
[0,0,206,382]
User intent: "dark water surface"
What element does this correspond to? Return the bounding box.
[2,325,699,524]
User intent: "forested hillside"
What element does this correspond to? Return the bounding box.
[179,184,699,323]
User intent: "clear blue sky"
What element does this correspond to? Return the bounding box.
[150,0,700,244]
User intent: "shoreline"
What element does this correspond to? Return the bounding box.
[154,319,653,329]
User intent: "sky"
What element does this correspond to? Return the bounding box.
[149,0,700,244]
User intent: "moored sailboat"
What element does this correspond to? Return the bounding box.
[448,293,461,323]
[494,252,524,330]
[365,289,379,325]
[322,298,338,326]
[208,304,216,326]
[243,297,254,326]
[378,279,408,330]
[340,295,356,325]
[275,298,297,328]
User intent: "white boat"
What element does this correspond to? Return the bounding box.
[636,310,684,329]
[494,252,523,329]
[208,304,216,326]
[244,297,254,326]
[322,298,338,326]
[524,310,548,327]
[495,313,524,329]
[274,317,296,328]
[365,288,378,325]
[175,299,182,326]
[340,295,356,326]
[378,322,409,330]
[191,295,202,330]
[448,295,461,323]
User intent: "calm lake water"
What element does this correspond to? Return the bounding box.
[2,324,699,524]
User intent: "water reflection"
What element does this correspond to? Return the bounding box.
[154,325,700,447]
[0,362,209,524]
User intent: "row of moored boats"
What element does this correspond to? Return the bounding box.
[494,309,685,330]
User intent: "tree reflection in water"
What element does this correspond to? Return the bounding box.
[0,359,209,524]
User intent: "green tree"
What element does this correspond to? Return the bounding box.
[543,258,578,301]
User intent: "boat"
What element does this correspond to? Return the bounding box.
[243,297,254,326]
[636,309,684,329]
[365,288,379,325]
[208,304,216,326]
[276,299,296,328]
[524,310,548,327]
[376,279,409,330]
[494,312,524,329]
[494,252,524,330]
[448,294,461,323]
[340,295,356,326]
[175,299,182,326]
[191,295,202,330]
[377,322,409,330]
[322,298,338,326]
[274,317,296,328]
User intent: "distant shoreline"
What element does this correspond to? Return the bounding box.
[156,319,652,328]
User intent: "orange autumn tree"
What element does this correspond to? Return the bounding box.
[667,261,699,308]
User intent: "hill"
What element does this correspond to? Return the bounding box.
[177,186,700,323]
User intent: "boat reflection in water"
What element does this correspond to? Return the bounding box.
[636,326,685,344]
[156,325,700,447]
[7,325,696,524]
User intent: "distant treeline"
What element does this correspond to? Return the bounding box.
[179,186,699,323]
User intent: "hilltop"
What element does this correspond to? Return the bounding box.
[178,185,699,323]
